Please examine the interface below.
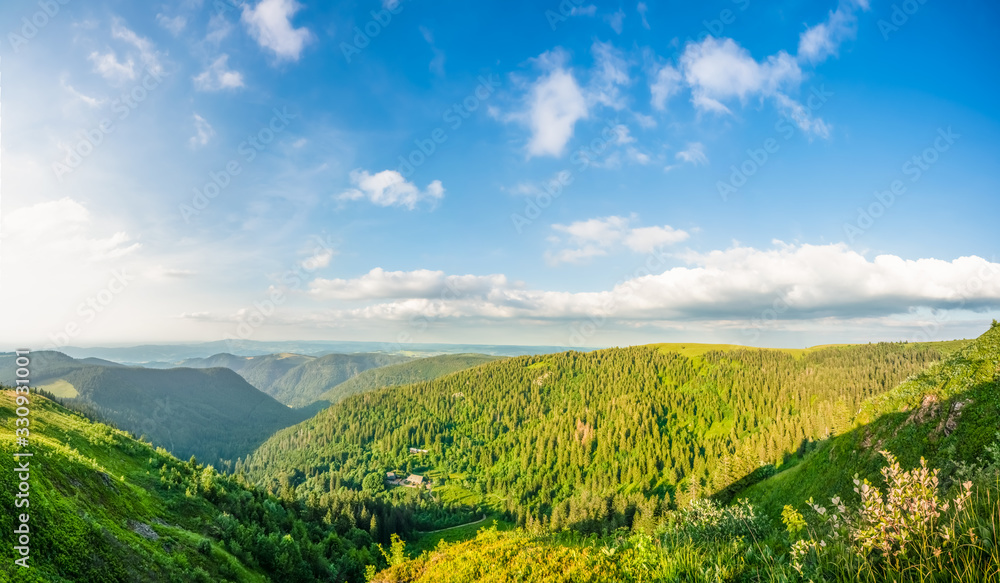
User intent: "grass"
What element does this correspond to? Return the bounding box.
[406,515,516,556]
[36,379,79,398]
[651,338,973,361]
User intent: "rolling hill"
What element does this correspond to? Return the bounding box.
[0,391,387,582]
[167,352,411,408]
[239,339,960,531]
[370,325,1000,583]
[316,354,501,405]
[0,352,311,467]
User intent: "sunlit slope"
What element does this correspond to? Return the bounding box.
[316,353,501,405]
[0,392,377,583]
[241,340,949,530]
[741,323,1000,517]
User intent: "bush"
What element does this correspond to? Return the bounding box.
[783,450,991,580]
[668,498,766,542]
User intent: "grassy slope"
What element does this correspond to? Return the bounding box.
[652,339,971,360]
[0,352,309,467]
[370,328,999,582]
[0,391,266,582]
[740,325,1000,518]
[316,354,501,405]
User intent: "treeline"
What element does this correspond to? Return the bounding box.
[240,343,946,534]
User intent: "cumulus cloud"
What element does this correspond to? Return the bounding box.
[193,55,245,91]
[546,215,690,265]
[650,63,682,110]
[513,50,590,158]
[241,0,313,61]
[304,244,1000,331]
[665,35,834,137]
[301,248,336,271]
[89,51,135,83]
[338,169,444,209]
[798,0,870,64]
[680,37,801,114]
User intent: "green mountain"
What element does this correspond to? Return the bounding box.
[0,391,389,582]
[740,321,1000,517]
[0,352,310,467]
[172,352,411,408]
[316,353,501,405]
[240,340,962,531]
[371,325,1000,583]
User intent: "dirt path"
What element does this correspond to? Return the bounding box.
[415,515,488,535]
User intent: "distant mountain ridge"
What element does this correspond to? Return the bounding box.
[48,340,580,365]
[166,352,412,408]
[316,353,502,404]
[0,351,311,466]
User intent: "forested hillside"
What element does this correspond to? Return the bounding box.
[373,325,1000,583]
[742,321,1000,516]
[317,354,501,405]
[240,341,957,531]
[0,352,310,467]
[165,352,411,408]
[0,391,385,582]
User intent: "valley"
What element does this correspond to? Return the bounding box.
[3,328,997,581]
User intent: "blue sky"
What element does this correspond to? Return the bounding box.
[1,0,998,349]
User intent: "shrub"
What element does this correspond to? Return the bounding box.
[669,498,766,543]
[785,450,990,580]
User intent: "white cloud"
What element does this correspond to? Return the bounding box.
[571,5,597,16]
[241,0,313,61]
[189,114,216,148]
[680,36,801,114]
[634,112,657,128]
[773,93,831,138]
[338,169,444,209]
[206,13,234,44]
[302,248,336,271]
[637,2,650,29]
[514,50,589,158]
[89,51,136,83]
[310,268,512,301]
[671,36,833,138]
[156,13,187,35]
[89,19,164,83]
[193,54,245,91]
[62,79,104,107]
[605,9,626,34]
[798,0,870,64]
[546,215,690,264]
[0,198,144,340]
[111,19,164,78]
[419,26,446,77]
[675,142,708,166]
[624,226,690,253]
[650,63,682,110]
[302,244,1000,330]
[589,41,630,110]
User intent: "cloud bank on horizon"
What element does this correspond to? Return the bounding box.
[1,0,998,349]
